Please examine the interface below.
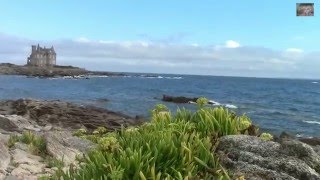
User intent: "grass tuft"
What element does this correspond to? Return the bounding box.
[8,131,47,156]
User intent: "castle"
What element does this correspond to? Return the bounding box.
[27,44,56,66]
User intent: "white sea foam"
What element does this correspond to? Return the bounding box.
[88,75,109,78]
[208,100,221,106]
[311,81,318,84]
[142,76,182,79]
[303,120,320,125]
[296,134,313,138]
[188,101,197,104]
[207,100,237,109]
[225,104,238,109]
[165,77,183,80]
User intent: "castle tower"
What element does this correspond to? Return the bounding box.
[31,45,36,53]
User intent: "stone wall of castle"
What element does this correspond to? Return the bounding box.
[27,44,56,66]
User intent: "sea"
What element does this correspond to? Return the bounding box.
[0,74,319,137]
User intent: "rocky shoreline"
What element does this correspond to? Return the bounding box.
[0,99,142,179]
[0,63,126,78]
[0,99,319,179]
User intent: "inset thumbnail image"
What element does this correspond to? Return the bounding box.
[296,3,314,16]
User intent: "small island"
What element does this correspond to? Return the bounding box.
[0,44,125,78]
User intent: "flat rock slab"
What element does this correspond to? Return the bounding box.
[0,99,141,131]
[9,149,46,180]
[44,131,96,165]
[0,140,10,173]
[217,135,320,180]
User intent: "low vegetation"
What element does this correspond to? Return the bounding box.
[50,97,272,180]
[7,130,47,156]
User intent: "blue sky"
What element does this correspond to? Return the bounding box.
[0,0,319,78]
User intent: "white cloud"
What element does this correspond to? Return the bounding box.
[74,37,90,43]
[225,40,240,48]
[0,33,319,79]
[286,48,304,53]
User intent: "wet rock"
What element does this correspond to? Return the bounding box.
[217,135,320,180]
[161,95,198,104]
[279,131,295,139]
[300,137,320,146]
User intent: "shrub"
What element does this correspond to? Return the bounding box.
[46,156,64,168]
[260,133,273,141]
[72,128,87,137]
[93,126,107,135]
[29,135,47,155]
[20,131,36,144]
[8,131,47,155]
[54,104,260,179]
[7,134,20,148]
[196,97,209,108]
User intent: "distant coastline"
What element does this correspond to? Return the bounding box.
[0,63,126,78]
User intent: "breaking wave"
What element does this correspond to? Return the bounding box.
[140,75,182,79]
[188,99,237,109]
[303,120,320,125]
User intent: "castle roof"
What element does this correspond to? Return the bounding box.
[34,44,56,54]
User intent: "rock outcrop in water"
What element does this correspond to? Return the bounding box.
[217,135,320,179]
[161,95,199,104]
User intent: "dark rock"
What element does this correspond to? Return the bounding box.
[278,131,320,147]
[279,131,296,139]
[161,95,198,104]
[0,115,20,132]
[299,138,320,146]
[217,135,320,180]
[0,99,139,131]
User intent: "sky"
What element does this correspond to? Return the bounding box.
[0,0,319,79]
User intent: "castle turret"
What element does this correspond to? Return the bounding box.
[31,45,36,53]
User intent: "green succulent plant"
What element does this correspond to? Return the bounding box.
[260,133,273,141]
[196,97,209,108]
[54,104,262,179]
